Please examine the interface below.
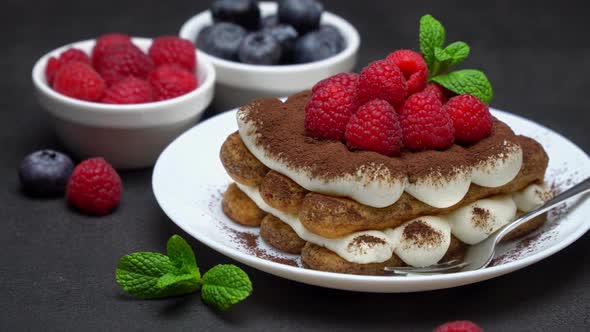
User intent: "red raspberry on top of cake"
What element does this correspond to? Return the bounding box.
[386,49,428,95]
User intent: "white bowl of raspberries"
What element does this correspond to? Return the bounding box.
[180,0,360,109]
[31,34,216,169]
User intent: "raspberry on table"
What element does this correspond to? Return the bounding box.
[148,36,196,71]
[148,64,198,101]
[399,92,454,151]
[304,83,356,140]
[92,33,132,68]
[357,59,407,107]
[386,49,428,95]
[312,72,359,94]
[66,158,122,216]
[434,320,483,332]
[422,83,447,104]
[102,77,153,104]
[344,99,402,156]
[53,61,106,102]
[443,94,493,144]
[95,43,154,86]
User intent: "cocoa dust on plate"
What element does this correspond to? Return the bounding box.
[490,178,572,266]
[223,225,300,267]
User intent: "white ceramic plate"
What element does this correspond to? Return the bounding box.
[152,108,590,293]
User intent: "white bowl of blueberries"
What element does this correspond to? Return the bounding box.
[180,0,360,109]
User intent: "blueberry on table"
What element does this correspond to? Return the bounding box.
[262,24,298,63]
[260,14,279,29]
[293,29,342,64]
[238,32,282,65]
[197,22,247,61]
[211,0,260,30]
[18,149,74,197]
[278,0,323,34]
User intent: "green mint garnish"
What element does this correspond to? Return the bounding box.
[419,14,493,103]
[431,69,493,104]
[115,235,252,310]
[201,264,253,311]
[419,14,446,72]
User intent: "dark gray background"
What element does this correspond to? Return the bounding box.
[2,0,590,331]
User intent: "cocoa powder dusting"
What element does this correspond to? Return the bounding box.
[223,225,299,267]
[348,235,386,250]
[472,207,492,230]
[403,220,442,246]
[239,92,526,184]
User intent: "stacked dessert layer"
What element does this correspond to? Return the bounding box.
[220,92,550,275]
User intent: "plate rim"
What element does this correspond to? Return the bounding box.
[152,107,590,292]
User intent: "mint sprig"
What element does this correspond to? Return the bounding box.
[115,235,252,310]
[431,70,493,104]
[201,265,253,311]
[419,14,445,71]
[419,14,493,103]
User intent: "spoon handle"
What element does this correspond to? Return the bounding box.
[494,177,590,243]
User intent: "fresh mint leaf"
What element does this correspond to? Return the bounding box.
[167,234,200,278]
[156,272,201,294]
[201,264,252,311]
[434,47,452,62]
[431,69,493,103]
[444,41,470,67]
[116,252,177,299]
[115,235,202,299]
[431,47,451,77]
[419,14,446,73]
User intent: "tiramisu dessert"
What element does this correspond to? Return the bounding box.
[219,15,552,275]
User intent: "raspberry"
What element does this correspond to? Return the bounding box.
[399,92,454,150]
[386,50,427,95]
[443,94,493,144]
[357,59,407,107]
[102,77,153,104]
[148,36,196,71]
[66,158,122,216]
[45,57,62,85]
[434,320,482,332]
[304,83,356,140]
[344,99,402,156]
[59,48,90,65]
[312,72,359,94]
[96,43,154,86]
[53,61,106,102]
[92,33,132,67]
[148,64,198,101]
[45,48,91,86]
[422,83,447,104]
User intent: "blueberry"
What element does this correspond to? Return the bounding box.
[211,0,260,30]
[262,24,298,63]
[260,14,279,29]
[18,149,74,197]
[197,22,247,61]
[293,30,342,64]
[318,25,346,51]
[238,32,282,65]
[278,0,323,34]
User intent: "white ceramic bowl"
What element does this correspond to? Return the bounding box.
[32,37,215,169]
[179,1,360,110]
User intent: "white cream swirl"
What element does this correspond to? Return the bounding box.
[234,183,550,267]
